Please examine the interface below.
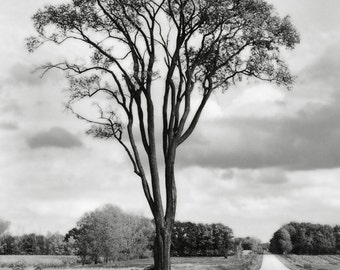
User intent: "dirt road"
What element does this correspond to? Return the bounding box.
[259,254,290,270]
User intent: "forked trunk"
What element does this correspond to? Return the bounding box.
[149,143,177,270]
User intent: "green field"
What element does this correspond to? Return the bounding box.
[277,254,340,270]
[0,254,262,270]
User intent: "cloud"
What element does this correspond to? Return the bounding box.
[178,104,340,170]
[177,41,340,171]
[5,62,64,89]
[223,168,290,186]
[26,127,83,149]
[0,122,19,130]
[0,99,22,116]
[6,63,43,86]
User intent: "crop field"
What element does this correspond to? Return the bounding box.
[0,254,262,270]
[277,254,340,270]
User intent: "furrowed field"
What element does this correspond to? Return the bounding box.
[277,254,340,270]
[0,254,262,270]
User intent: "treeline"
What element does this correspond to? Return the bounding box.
[0,232,72,255]
[0,205,263,263]
[66,206,242,263]
[171,221,233,256]
[270,222,340,255]
[0,205,153,260]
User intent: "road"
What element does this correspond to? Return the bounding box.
[259,254,291,270]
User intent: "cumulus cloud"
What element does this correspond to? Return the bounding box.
[26,127,83,149]
[178,41,340,171]
[179,105,340,170]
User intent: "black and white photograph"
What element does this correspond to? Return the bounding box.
[1,0,340,269]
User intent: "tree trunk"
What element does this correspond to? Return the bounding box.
[152,168,176,270]
[153,225,172,270]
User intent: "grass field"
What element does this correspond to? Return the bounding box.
[277,254,340,270]
[0,255,78,268]
[0,254,262,270]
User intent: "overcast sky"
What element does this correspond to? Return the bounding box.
[1,0,340,243]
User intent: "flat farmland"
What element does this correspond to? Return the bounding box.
[0,255,262,270]
[277,254,340,270]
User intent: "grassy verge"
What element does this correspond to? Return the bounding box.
[277,254,340,270]
[0,254,263,270]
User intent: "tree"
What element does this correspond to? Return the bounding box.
[240,237,262,252]
[334,225,340,253]
[19,234,37,255]
[170,221,233,256]
[0,219,10,236]
[0,235,15,255]
[269,222,339,255]
[46,233,67,255]
[28,0,299,269]
[65,204,154,264]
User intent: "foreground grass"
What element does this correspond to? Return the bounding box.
[0,256,78,268]
[0,254,262,270]
[277,254,340,270]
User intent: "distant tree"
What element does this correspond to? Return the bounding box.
[120,214,154,260]
[0,235,15,255]
[312,225,336,254]
[47,233,67,255]
[65,204,154,264]
[0,233,69,256]
[279,229,292,254]
[0,219,10,236]
[65,227,91,264]
[19,234,37,255]
[35,235,47,255]
[211,223,234,256]
[28,0,299,268]
[334,225,340,253]
[270,222,338,255]
[171,221,233,257]
[240,237,262,251]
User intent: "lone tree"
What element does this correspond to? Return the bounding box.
[28,0,299,269]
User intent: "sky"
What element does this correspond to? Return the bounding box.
[1,0,340,243]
